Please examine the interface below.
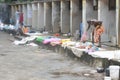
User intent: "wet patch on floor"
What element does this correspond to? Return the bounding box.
[49,70,104,79]
[50,58,65,62]
[0,54,7,56]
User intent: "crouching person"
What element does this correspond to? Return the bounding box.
[18,25,29,36]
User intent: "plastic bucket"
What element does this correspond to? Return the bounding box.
[111,36,116,45]
[104,76,111,80]
[109,65,120,80]
[105,68,110,76]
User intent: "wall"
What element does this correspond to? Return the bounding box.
[52,1,60,33]
[38,2,44,29]
[99,0,116,42]
[22,5,27,25]
[9,0,117,43]
[60,1,70,33]
[86,0,98,40]
[0,3,10,24]
[86,0,98,20]
[44,2,52,32]
[27,4,32,26]
[32,3,38,29]
[70,0,82,35]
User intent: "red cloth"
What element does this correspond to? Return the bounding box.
[19,12,23,24]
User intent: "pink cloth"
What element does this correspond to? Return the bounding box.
[43,38,60,44]
[80,32,87,42]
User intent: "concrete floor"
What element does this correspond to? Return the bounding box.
[0,31,104,80]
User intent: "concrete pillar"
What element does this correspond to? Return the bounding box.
[98,0,116,42]
[15,5,18,11]
[98,0,100,21]
[32,3,38,29]
[44,2,52,32]
[82,0,87,32]
[22,4,27,25]
[11,6,14,17]
[14,5,18,24]
[38,2,44,29]
[61,0,70,33]
[27,4,32,26]
[52,1,60,33]
[18,5,22,11]
[70,0,82,35]
[116,0,120,46]
[11,5,15,22]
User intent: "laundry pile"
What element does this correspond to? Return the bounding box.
[1,21,119,60]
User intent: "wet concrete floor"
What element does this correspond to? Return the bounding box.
[0,31,104,80]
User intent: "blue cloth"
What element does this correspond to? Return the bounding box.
[80,22,83,38]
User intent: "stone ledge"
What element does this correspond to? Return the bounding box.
[35,42,118,69]
[13,36,120,69]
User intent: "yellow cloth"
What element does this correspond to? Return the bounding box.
[61,39,71,44]
[22,27,28,34]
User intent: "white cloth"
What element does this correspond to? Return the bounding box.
[71,47,86,57]
[88,50,119,60]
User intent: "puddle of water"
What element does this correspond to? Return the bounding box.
[51,75,62,78]
[50,71,83,77]
[51,58,64,62]
[3,50,16,53]
[50,70,103,79]
[0,54,7,56]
